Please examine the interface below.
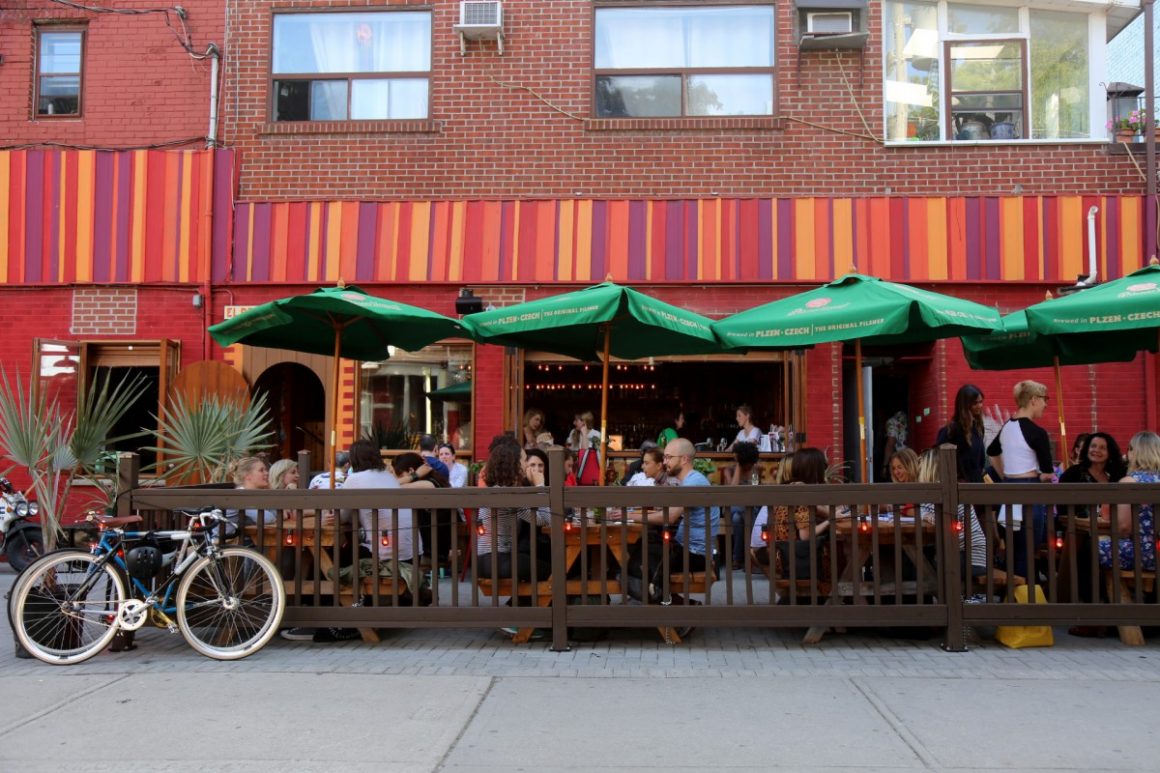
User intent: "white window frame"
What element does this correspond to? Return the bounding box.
[883,0,1105,145]
[270,10,432,122]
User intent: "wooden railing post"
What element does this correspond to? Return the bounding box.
[548,448,570,651]
[115,452,140,518]
[297,450,312,490]
[938,444,966,652]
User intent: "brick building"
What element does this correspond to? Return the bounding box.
[0,0,1154,481]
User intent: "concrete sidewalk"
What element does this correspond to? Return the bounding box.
[0,568,1156,771]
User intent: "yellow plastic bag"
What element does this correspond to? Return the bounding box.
[995,585,1054,648]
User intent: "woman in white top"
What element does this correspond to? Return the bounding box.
[567,410,602,452]
[438,443,469,488]
[727,404,762,452]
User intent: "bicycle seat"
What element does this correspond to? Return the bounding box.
[86,514,143,528]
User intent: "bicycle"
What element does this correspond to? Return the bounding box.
[8,509,286,665]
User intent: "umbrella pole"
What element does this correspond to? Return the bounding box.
[856,339,868,483]
[330,327,342,490]
[1053,355,1067,468]
[598,324,611,486]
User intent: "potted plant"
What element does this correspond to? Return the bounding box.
[1108,109,1146,143]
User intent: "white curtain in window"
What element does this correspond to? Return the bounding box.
[309,17,358,74]
[369,12,430,72]
[687,7,773,68]
[595,8,684,69]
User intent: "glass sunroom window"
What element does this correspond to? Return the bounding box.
[594,5,775,118]
[271,11,431,121]
[883,1,1095,142]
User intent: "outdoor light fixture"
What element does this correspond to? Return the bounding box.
[455,288,484,315]
[192,292,203,309]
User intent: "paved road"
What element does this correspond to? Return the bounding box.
[0,568,1157,771]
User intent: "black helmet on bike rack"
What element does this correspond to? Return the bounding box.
[125,543,163,579]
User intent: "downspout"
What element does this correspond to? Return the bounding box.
[1085,206,1099,285]
[1146,0,1158,431]
[206,43,221,149]
[203,42,221,360]
[1146,0,1156,263]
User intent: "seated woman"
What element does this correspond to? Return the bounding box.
[916,449,990,582]
[886,447,921,517]
[751,448,835,583]
[1100,431,1159,574]
[750,455,792,570]
[727,441,761,570]
[475,436,552,582]
[438,442,469,489]
[224,456,277,529]
[1058,432,1126,605]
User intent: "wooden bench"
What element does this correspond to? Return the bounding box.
[1104,569,1156,646]
[476,577,554,644]
[971,568,1026,595]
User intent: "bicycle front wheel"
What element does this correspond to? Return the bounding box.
[11,550,126,665]
[176,546,285,660]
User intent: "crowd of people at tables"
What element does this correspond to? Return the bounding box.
[217,382,1156,643]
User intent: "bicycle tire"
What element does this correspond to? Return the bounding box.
[5,527,44,573]
[176,546,285,660]
[11,550,126,665]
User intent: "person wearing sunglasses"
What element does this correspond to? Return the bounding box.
[985,380,1054,579]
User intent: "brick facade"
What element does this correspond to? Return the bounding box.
[219,0,1144,201]
[0,0,1155,472]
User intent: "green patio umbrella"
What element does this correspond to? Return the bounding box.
[962,310,1144,455]
[1024,262,1160,349]
[714,273,1002,482]
[461,281,728,483]
[209,283,466,485]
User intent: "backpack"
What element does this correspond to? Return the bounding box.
[577,445,602,486]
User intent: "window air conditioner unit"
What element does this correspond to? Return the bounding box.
[455,1,505,55]
[806,11,853,35]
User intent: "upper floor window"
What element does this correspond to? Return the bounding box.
[36,29,84,117]
[593,5,775,118]
[884,1,1091,142]
[271,11,431,122]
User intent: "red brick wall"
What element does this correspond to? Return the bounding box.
[0,0,221,147]
[221,0,1142,200]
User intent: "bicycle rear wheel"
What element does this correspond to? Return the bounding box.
[176,546,285,660]
[11,550,126,665]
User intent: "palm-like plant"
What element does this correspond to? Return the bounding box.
[140,392,274,483]
[0,368,147,552]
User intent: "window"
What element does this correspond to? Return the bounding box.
[883,1,1092,142]
[35,29,83,117]
[359,343,473,450]
[271,11,431,122]
[593,5,775,118]
[946,40,1026,141]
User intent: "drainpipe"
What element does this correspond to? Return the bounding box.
[1146,0,1156,263]
[203,42,221,359]
[206,43,221,149]
[1085,206,1099,285]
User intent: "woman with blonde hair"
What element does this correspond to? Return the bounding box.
[268,459,300,490]
[226,456,276,527]
[1101,431,1160,573]
[985,379,1053,578]
[522,408,547,449]
[567,410,601,452]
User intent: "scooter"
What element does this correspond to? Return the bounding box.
[0,478,43,572]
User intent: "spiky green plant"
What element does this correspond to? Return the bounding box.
[0,367,147,552]
[141,392,274,483]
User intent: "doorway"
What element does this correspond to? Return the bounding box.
[254,363,325,464]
